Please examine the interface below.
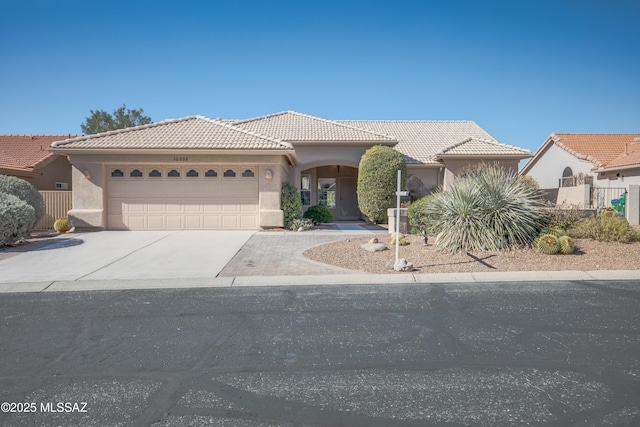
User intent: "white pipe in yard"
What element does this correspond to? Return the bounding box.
[395,169,401,265]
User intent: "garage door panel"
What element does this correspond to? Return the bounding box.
[128,216,148,229]
[108,165,259,230]
[240,215,258,228]
[166,216,183,229]
[185,216,202,228]
[203,215,220,229]
[109,199,124,214]
[147,203,164,213]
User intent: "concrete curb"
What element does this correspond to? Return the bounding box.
[0,270,638,293]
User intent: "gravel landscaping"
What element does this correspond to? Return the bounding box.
[303,234,640,274]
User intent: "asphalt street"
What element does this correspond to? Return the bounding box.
[1,280,640,426]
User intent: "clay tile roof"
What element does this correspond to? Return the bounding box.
[337,120,530,165]
[552,133,640,168]
[437,137,531,157]
[233,111,397,143]
[603,137,640,169]
[51,116,293,151]
[0,134,79,172]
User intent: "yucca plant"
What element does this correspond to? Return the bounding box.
[424,164,547,253]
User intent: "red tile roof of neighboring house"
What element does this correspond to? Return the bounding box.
[552,133,640,168]
[0,134,78,172]
[603,138,640,170]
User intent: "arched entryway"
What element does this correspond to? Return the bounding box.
[300,164,360,220]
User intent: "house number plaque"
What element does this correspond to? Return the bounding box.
[172,157,189,162]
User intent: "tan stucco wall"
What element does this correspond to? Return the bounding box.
[442,158,520,189]
[294,145,375,170]
[30,156,73,190]
[406,165,441,197]
[66,153,290,229]
[1,155,72,191]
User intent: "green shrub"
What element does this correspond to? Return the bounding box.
[303,205,333,224]
[0,175,44,226]
[542,202,587,234]
[357,145,407,223]
[0,192,36,246]
[289,218,314,231]
[281,182,302,229]
[425,165,546,253]
[569,214,640,243]
[408,194,436,237]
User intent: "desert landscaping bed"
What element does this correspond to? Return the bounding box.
[304,234,640,274]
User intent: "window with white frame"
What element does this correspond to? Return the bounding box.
[301,175,311,206]
[317,178,336,209]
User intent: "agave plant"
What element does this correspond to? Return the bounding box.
[424,165,547,253]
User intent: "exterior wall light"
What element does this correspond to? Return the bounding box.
[265,169,273,180]
[83,169,92,179]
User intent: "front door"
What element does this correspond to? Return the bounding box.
[338,176,360,220]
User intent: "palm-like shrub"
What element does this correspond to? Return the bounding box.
[424,165,546,253]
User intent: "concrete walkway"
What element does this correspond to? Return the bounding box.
[0,223,638,293]
[218,223,387,277]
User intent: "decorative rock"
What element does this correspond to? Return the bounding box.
[361,243,388,252]
[393,258,414,272]
[368,237,379,244]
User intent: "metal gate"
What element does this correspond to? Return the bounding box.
[590,187,627,210]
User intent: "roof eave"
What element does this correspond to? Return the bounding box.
[594,163,640,173]
[49,147,296,156]
[287,139,397,146]
[437,154,531,160]
[0,167,38,177]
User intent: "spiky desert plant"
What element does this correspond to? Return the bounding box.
[54,217,71,233]
[535,233,561,254]
[424,165,547,253]
[558,235,575,254]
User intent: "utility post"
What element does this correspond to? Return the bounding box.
[395,169,408,266]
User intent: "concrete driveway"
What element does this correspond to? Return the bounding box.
[0,231,255,283]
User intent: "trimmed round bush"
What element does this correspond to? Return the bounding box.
[0,175,44,227]
[281,182,302,229]
[303,205,333,224]
[357,145,407,223]
[0,192,36,246]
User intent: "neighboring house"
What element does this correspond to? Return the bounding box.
[0,134,77,190]
[50,111,530,230]
[520,133,640,224]
[520,133,640,193]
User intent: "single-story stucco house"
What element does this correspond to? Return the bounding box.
[50,111,531,230]
[1,134,77,190]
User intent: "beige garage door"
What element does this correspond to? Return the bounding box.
[108,165,259,230]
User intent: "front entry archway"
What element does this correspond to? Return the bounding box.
[300,165,360,221]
